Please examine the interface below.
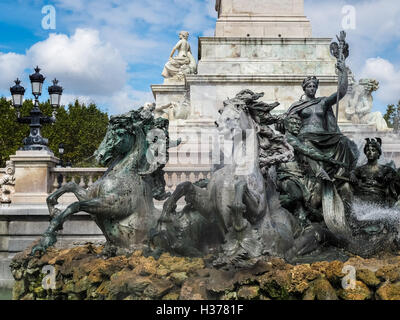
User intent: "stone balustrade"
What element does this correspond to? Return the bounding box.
[1,165,213,204]
[50,166,212,194]
[163,167,212,193]
[50,167,107,192]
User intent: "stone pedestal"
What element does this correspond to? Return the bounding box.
[188,37,338,117]
[151,0,338,121]
[215,0,312,38]
[337,124,400,166]
[10,150,59,204]
[150,0,346,166]
[151,84,187,110]
[168,120,219,170]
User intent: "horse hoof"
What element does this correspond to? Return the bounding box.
[31,245,44,256]
[47,197,58,207]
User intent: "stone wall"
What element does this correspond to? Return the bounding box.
[10,244,400,300]
[187,37,338,118]
[0,205,104,288]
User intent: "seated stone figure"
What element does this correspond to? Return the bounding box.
[353,138,400,207]
[277,114,346,227]
[343,78,388,131]
[162,31,197,82]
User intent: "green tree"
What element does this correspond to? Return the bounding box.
[383,103,395,127]
[0,97,30,166]
[0,98,109,167]
[383,102,400,128]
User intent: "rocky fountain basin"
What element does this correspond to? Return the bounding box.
[10,243,400,300]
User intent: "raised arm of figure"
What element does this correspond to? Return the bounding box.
[325,60,349,108]
[169,40,183,58]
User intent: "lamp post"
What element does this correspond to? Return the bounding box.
[58,143,65,167]
[57,143,65,188]
[9,66,63,152]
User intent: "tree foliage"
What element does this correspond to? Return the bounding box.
[383,101,400,128]
[0,97,109,167]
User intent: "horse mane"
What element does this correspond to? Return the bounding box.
[105,111,152,174]
[109,113,134,133]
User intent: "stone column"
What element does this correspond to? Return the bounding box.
[215,0,312,38]
[9,150,59,204]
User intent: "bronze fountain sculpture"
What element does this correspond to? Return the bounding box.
[31,31,400,267]
[31,106,179,256]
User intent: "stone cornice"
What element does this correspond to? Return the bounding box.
[199,37,333,43]
[150,84,187,98]
[185,74,338,85]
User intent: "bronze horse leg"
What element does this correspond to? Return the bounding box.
[228,180,248,232]
[31,198,104,255]
[46,182,90,218]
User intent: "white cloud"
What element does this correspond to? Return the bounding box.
[360,57,400,105]
[182,0,215,32]
[60,93,97,107]
[103,87,154,114]
[304,0,400,111]
[53,0,216,64]
[54,0,85,11]
[59,87,153,115]
[0,28,138,114]
[98,26,162,64]
[3,0,398,116]
[27,28,128,96]
[305,0,400,72]
[0,52,27,89]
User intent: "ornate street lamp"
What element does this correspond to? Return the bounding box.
[10,78,25,117]
[29,66,45,97]
[9,66,63,151]
[58,143,65,166]
[48,79,63,108]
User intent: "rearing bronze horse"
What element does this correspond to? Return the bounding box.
[31,110,168,255]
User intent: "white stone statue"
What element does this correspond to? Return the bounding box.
[0,161,15,203]
[161,31,197,82]
[343,78,389,131]
[154,92,192,121]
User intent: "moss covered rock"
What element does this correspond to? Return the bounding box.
[10,244,400,300]
[303,278,338,300]
[337,281,372,300]
[376,282,400,300]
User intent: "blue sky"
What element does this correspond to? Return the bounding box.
[0,0,399,115]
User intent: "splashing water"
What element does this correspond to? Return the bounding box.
[352,198,400,223]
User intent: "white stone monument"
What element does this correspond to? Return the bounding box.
[151,0,398,167]
[214,0,312,38]
[151,0,339,169]
[153,0,338,119]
